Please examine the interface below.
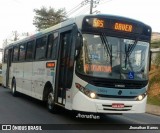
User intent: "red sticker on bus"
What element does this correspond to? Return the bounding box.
[112,103,124,108]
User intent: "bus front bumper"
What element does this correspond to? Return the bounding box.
[72,92,147,114]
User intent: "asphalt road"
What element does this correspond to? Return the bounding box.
[0,86,160,133]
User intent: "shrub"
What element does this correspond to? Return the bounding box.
[153,52,160,68]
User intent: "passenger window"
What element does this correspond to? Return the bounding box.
[52,32,58,59]
[4,49,8,63]
[47,34,54,59]
[19,43,26,61]
[26,40,34,61]
[47,32,58,59]
[13,46,19,62]
[35,36,47,60]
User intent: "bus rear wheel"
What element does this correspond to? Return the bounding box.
[12,80,18,97]
[47,92,59,113]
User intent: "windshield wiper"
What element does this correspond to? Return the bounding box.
[124,38,139,68]
[100,33,112,66]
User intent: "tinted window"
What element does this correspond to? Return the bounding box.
[26,40,34,60]
[35,36,47,60]
[4,49,8,63]
[47,34,54,59]
[47,32,58,59]
[13,46,19,62]
[52,32,58,59]
[19,43,26,61]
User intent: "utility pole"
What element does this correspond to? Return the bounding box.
[81,0,100,15]
[89,0,100,14]
[90,0,94,14]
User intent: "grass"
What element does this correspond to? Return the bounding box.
[147,66,160,106]
[151,40,160,48]
[147,96,160,106]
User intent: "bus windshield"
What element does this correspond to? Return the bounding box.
[76,33,149,81]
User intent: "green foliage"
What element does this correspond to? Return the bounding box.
[151,40,160,48]
[147,96,160,106]
[149,74,160,88]
[33,6,67,31]
[153,52,160,68]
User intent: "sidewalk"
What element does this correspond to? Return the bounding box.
[146,104,160,116]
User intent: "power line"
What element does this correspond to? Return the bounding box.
[66,0,90,17]
[99,0,112,5]
[89,0,100,14]
[66,6,82,17]
[75,5,90,16]
[66,0,100,17]
[66,3,82,16]
[66,0,113,17]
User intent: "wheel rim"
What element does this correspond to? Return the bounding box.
[48,93,54,109]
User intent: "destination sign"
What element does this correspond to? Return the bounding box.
[114,23,133,32]
[82,17,141,33]
[93,19,104,28]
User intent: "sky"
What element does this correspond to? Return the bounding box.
[0,0,159,49]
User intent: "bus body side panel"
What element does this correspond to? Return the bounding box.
[10,63,22,92]
[15,63,24,92]
[23,62,33,96]
[32,60,56,100]
[65,64,88,110]
[9,60,56,101]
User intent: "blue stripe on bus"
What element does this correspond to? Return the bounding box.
[85,84,146,96]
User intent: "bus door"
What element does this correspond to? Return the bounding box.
[55,25,78,105]
[6,48,12,87]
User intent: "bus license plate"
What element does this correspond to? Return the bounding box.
[112,103,124,108]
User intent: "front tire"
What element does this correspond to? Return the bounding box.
[47,92,59,113]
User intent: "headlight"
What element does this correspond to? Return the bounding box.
[75,83,97,99]
[136,93,147,101]
[90,92,96,99]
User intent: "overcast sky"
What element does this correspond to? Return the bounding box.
[0,0,159,48]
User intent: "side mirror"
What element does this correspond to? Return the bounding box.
[75,33,83,50]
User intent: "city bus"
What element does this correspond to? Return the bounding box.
[2,14,152,114]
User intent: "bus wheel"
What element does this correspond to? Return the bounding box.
[12,80,18,97]
[47,92,58,113]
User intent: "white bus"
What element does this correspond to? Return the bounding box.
[2,14,151,114]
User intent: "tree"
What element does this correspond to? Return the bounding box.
[33,7,67,31]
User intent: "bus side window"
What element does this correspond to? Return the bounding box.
[13,46,19,62]
[52,32,58,59]
[4,49,8,63]
[47,34,53,59]
[19,43,26,61]
[26,40,34,61]
[35,36,47,60]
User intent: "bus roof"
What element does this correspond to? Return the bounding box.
[4,14,151,49]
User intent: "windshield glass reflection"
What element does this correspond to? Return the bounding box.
[76,34,149,81]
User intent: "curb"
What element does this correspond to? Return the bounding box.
[146,104,160,116]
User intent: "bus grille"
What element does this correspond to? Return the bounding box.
[97,94,136,99]
[90,80,147,89]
